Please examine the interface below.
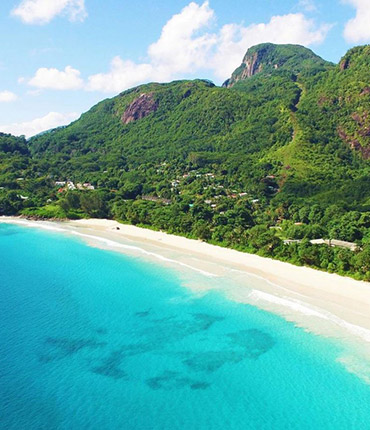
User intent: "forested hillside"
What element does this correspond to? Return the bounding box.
[1,43,370,279]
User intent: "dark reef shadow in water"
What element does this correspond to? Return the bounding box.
[138,313,225,348]
[135,309,152,318]
[146,371,211,391]
[182,350,245,372]
[227,329,275,359]
[39,337,107,363]
[91,350,128,380]
[181,328,275,373]
[86,313,226,383]
[0,225,21,236]
[38,313,274,388]
[88,342,160,380]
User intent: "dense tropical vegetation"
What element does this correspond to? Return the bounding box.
[1,43,370,279]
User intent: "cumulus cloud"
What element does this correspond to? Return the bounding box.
[343,0,370,42]
[87,2,331,93]
[11,0,87,25]
[148,1,216,74]
[0,112,80,138]
[86,57,154,93]
[21,2,331,94]
[0,91,18,102]
[87,1,216,92]
[27,65,83,90]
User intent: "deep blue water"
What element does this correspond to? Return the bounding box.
[1,223,370,429]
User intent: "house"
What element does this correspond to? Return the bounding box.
[329,239,358,251]
[310,239,358,251]
[284,238,359,251]
[283,239,301,245]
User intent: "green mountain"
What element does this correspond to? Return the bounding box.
[1,43,370,279]
[223,43,333,87]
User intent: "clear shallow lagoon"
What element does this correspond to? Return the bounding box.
[1,223,370,430]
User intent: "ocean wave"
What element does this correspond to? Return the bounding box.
[249,290,331,320]
[0,218,67,232]
[0,219,217,278]
[337,355,370,385]
[249,289,370,344]
[230,268,309,299]
[70,231,218,278]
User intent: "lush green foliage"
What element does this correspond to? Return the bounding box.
[224,43,333,87]
[1,44,370,280]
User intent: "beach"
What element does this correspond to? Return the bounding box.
[2,216,370,350]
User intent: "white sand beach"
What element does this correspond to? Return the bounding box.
[2,216,370,351]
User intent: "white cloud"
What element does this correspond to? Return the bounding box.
[28,65,83,90]
[12,0,86,25]
[148,1,216,74]
[87,1,216,93]
[20,2,331,95]
[0,91,18,102]
[26,89,42,96]
[0,112,80,138]
[87,57,154,93]
[343,0,370,43]
[211,13,331,79]
[298,0,317,12]
[87,2,331,93]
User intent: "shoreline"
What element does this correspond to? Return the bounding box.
[2,216,370,352]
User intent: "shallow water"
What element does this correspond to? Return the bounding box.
[1,223,370,429]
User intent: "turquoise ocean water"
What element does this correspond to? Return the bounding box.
[1,223,370,429]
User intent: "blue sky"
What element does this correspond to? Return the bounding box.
[0,0,369,137]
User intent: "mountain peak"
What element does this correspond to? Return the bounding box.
[223,43,331,87]
[339,45,370,71]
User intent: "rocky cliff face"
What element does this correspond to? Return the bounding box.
[223,50,269,88]
[122,93,158,124]
[337,111,370,159]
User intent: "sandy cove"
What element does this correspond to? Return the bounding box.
[2,216,370,348]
